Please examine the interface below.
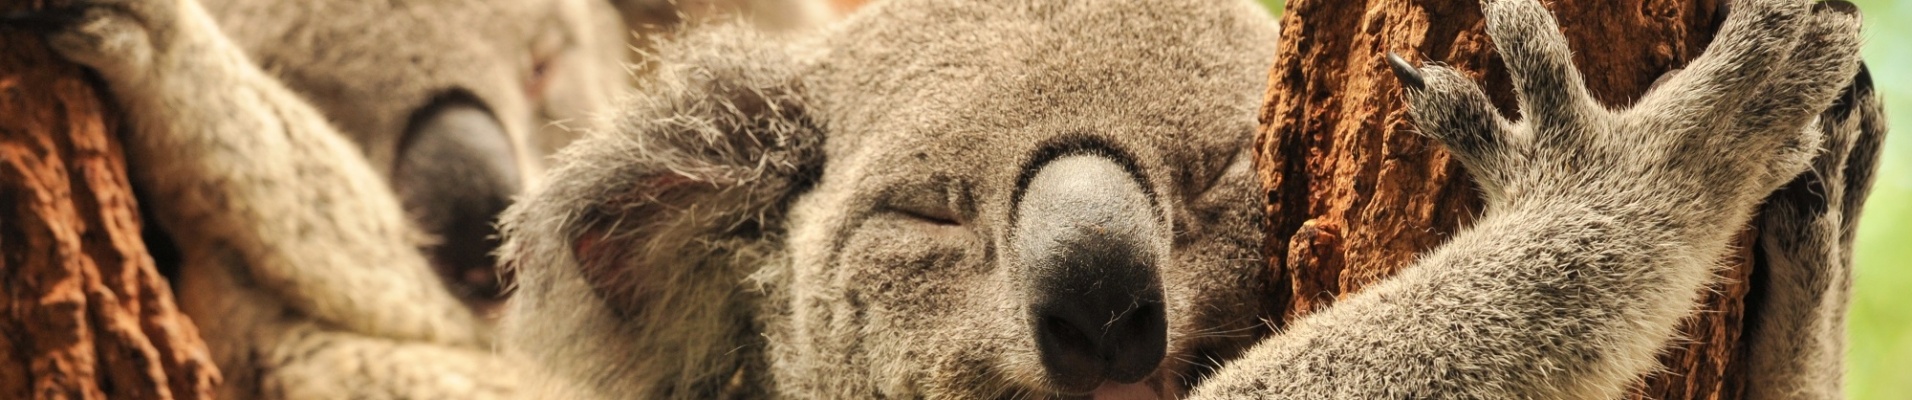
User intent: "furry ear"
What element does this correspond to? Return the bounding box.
[497,25,818,397]
[510,24,819,314]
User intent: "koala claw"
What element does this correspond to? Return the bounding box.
[1397,56,1511,196]
[1386,52,1425,90]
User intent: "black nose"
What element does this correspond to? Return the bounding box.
[1013,154,1168,394]
[393,99,522,311]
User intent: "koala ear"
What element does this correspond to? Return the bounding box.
[500,27,820,317]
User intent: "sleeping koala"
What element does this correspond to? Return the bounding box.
[189,0,628,313]
[500,0,1880,398]
[189,0,829,314]
[13,0,625,397]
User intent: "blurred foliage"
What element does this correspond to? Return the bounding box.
[1260,0,1285,14]
[1253,0,1908,397]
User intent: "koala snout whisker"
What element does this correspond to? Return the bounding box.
[1014,154,1170,394]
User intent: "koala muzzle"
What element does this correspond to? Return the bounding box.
[1014,154,1168,394]
[393,101,521,311]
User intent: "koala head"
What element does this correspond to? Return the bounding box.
[197,0,626,311]
[501,0,1279,398]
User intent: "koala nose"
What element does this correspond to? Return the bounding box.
[393,100,522,311]
[1013,154,1168,393]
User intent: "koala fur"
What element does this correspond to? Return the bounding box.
[1745,62,1885,399]
[501,1,1275,397]
[18,0,633,397]
[501,0,1883,398]
[193,0,630,311]
[612,0,834,35]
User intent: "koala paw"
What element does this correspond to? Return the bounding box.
[1392,0,1865,211]
[4,0,181,80]
[1759,63,1880,257]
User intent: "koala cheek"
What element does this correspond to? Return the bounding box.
[837,217,988,308]
[815,216,1004,368]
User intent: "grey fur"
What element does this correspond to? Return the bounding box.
[28,0,629,397]
[1194,0,1872,398]
[612,0,832,34]
[196,0,629,313]
[502,0,1274,397]
[1745,64,1883,399]
[524,0,1870,398]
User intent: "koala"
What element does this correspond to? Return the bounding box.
[190,0,629,314]
[498,0,1883,398]
[11,0,630,397]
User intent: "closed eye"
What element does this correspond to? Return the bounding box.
[889,205,962,226]
[880,181,968,227]
[526,27,568,102]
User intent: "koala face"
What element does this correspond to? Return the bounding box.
[761,4,1277,397]
[199,0,624,310]
[501,0,1281,398]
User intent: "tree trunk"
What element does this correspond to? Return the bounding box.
[0,6,223,399]
[1256,0,1751,398]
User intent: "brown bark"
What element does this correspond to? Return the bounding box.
[0,8,222,400]
[1257,0,1752,398]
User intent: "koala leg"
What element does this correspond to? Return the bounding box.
[15,0,518,397]
[179,249,525,399]
[1190,0,1863,398]
[1746,62,1884,399]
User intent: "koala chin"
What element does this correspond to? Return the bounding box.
[498,0,1878,398]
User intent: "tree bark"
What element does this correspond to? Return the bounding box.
[0,6,222,399]
[1256,0,1751,398]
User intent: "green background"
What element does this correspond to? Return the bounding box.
[1254,1,1909,397]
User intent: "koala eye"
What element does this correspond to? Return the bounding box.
[525,27,568,101]
[880,183,966,227]
[891,204,961,226]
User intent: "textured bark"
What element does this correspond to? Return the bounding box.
[0,10,223,400]
[1256,0,1753,398]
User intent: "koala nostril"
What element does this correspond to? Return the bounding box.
[1042,316,1093,349]
[1105,300,1168,383]
[1030,278,1169,392]
[1036,314,1103,387]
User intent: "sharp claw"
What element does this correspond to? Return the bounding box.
[1814,0,1859,17]
[1387,52,1425,90]
[1648,68,1683,92]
